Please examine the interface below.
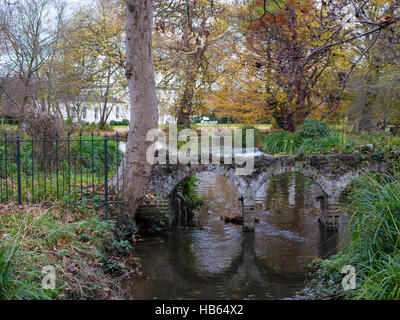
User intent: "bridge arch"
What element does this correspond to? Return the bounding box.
[327,169,389,202]
[144,154,389,232]
[249,163,328,196]
[148,164,251,199]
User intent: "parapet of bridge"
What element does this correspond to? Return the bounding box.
[139,153,388,233]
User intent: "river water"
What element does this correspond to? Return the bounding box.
[125,172,348,300]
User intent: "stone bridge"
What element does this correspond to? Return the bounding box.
[141,153,388,232]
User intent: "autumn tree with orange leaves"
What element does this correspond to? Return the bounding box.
[212,0,400,131]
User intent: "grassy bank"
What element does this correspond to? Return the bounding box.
[262,123,400,158]
[0,203,137,299]
[305,174,400,300]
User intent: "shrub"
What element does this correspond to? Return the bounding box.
[70,134,123,171]
[109,119,129,126]
[240,124,262,148]
[24,110,65,139]
[298,118,330,139]
[262,130,302,155]
[175,174,203,211]
[298,131,341,154]
[65,115,75,125]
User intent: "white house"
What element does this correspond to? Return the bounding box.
[80,101,130,124]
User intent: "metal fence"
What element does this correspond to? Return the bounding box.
[0,132,126,218]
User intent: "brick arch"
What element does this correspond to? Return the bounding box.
[148,164,251,199]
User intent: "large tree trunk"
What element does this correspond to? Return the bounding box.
[115,0,158,217]
[176,83,195,128]
[175,19,207,128]
[176,52,203,128]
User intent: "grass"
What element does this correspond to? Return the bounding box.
[261,128,400,159]
[0,238,44,299]
[304,173,400,300]
[111,125,129,129]
[261,129,346,155]
[0,203,138,300]
[262,130,302,155]
[0,124,18,131]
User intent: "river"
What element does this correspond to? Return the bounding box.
[124,171,348,300]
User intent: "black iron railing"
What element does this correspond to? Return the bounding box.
[0,132,126,218]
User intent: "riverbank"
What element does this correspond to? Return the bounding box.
[0,203,138,299]
[304,173,400,300]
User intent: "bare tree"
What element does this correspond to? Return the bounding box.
[154,0,227,127]
[0,0,65,120]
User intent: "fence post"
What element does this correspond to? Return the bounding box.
[104,134,109,220]
[67,133,71,198]
[31,134,34,202]
[115,132,120,198]
[16,134,22,205]
[55,133,59,200]
[4,132,8,202]
[79,132,83,201]
[91,132,95,196]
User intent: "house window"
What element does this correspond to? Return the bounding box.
[94,108,98,120]
[116,107,120,119]
[82,107,87,119]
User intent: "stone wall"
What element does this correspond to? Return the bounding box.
[135,199,172,232]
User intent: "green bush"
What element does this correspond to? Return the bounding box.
[65,115,75,125]
[298,131,341,155]
[298,118,330,139]
[109,119,129,126]
[240,125,262,148]
[176,175,204,211]
[262,131,302,155]
[70,134,123,171]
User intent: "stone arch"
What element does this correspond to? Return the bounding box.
[327,168,388,203]
[149,164,251,199]
[248,164,329,197]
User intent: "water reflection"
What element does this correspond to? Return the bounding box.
[125,172,345,300]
